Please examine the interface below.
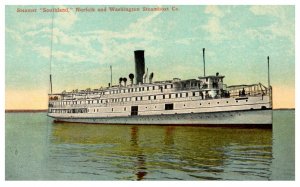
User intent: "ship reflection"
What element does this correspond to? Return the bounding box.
[49,122,273,180]
[164,126,175,146]
[130,126,147,180]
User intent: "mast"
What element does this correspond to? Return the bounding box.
[110,65,112,87]
[267,56,270,88]
[49,7,55,94]
[203,48,206,77]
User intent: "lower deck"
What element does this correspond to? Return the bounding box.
[48,95,272,127]
[48,95,272,119]
[51,109,272,128]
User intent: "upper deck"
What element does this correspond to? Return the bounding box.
[48,73,271,109]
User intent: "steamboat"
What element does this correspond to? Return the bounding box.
[47,49,272,128]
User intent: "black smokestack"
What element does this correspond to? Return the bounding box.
[134,50,145,84]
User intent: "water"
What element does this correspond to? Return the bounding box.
[5,110,295,180]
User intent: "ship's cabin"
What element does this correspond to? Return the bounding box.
[198,72,225,90]
[197,73,226,98]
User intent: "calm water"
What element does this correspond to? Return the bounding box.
[5,110,295,180]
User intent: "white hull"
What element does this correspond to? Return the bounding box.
[50,109,272,128]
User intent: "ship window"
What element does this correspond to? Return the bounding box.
[154,95,156,100]
[206,78,208,82]
[147,87,149,91]
[165,103,174,110]
[153,86,155,90]
[169,94,171,98]
[217,102,219,104]
[142,87,145,91]
[171,84,173,88]
[236,100,238,103]
[193,92,195,97]
[163,95,165,99]
[200,103,202,105]
[165,85,167,89]
[124,107,126,111]
[208,102,210,104]
[226,101,229,103]
[246,100,248,102]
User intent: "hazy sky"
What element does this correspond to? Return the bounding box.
[5,5,295,109]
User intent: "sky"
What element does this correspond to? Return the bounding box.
[5,5,295,109]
